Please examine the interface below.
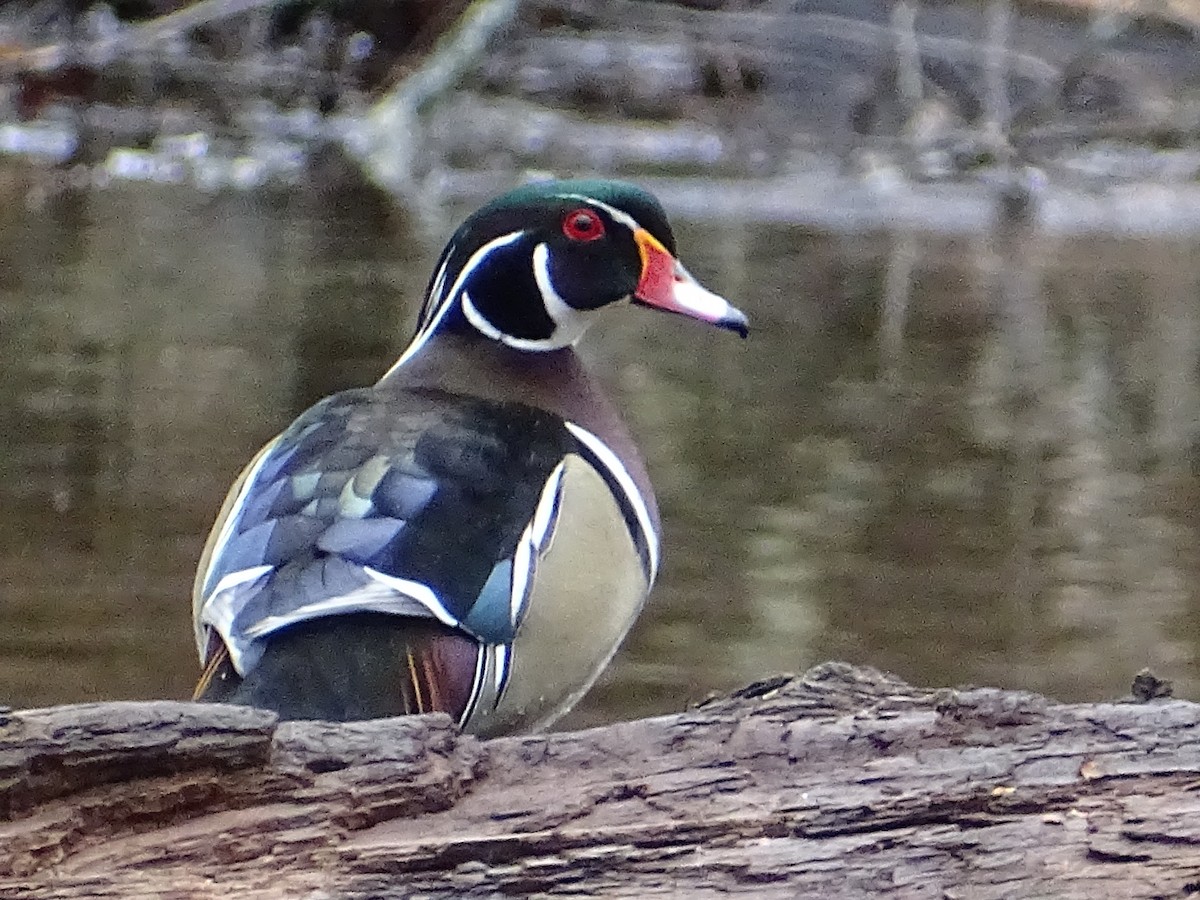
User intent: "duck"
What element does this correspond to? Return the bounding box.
[191,179,748,736]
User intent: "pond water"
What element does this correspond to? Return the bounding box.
[3,172,1200,729]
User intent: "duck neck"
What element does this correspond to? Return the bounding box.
[379,333,660,528]
[380,333,591,418]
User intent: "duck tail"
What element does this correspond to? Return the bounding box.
[193,613,479,724]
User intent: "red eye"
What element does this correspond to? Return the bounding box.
[562,208,605,242]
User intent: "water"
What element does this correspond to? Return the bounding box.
[3,173,1199,730]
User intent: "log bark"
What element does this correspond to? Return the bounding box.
[1,663,1199,898]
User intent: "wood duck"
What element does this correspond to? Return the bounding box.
[191,179,748,736]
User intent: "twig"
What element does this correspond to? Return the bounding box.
[348,0,520,194]
[891,1,925,117]
[984,0,1013,163]
[880,233,918,377]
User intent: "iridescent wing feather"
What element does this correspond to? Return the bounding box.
[193,386,573,677]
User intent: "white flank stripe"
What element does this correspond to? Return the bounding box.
[565,421,660,582]
[531,462,566,549]
[362,566,460,627]
[507,461,564,630]
[460,642,488,728]
[510,526,534,629]
[383,230,526,376]
[493,643,511,698]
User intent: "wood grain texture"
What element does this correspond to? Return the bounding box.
[2,664,1199,897]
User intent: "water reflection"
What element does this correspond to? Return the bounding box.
[2,176,1199,728]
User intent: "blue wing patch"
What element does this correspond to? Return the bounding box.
[373,469,438,519]
[196,388,574,672]
[316,517,406,560]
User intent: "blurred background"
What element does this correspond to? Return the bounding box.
[3,0,1200,727]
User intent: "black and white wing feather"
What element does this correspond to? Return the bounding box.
[193,387,573,676]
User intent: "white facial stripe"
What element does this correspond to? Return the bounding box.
[531,242,574,323]
[564,421,660,582]
[384,230,526,376]
[459,242,590,351]
[438,232,526,320]
[418,251,453,323]
[559,193,641,232]
[495,333,580,351]
[530,242,589,347]
[462,291,504,341]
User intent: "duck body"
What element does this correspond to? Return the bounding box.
[192,180,747,735]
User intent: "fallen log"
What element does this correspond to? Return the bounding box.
[1,663,1198,898]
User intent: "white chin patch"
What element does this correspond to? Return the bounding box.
[529,242,592,349]
[459,242,595,351]
[462,291,584,351]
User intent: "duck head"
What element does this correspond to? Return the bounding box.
[401,179,749,359]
